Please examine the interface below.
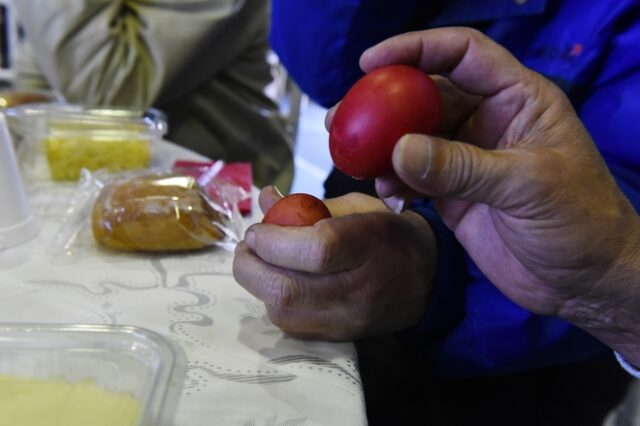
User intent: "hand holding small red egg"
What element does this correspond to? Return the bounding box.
[262,193,331,226]
[233,185,435,341]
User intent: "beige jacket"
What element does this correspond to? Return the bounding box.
[14,0,293,190]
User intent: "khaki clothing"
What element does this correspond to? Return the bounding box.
[14,0,293,190]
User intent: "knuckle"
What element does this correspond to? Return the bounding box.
[437,142,476,196]
[231,253,243,279]
[267,274,301,310]
[461,27,484,40]
[265,306,288,331]
[458,27,492,50]
[232,241,249,266]
[304,223,339,272]
[231,245,258,288]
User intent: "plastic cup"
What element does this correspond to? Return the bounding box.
[0,113,37,249]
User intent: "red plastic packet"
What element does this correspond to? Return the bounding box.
[173,160,253,215]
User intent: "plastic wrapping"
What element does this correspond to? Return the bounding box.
[173,160,253,216]
[52,162,248,256]
[0,90,58,108]
[5,104,167,181]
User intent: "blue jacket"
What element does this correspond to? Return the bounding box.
[270,0,640,378]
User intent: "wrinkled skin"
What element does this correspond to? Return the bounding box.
[233,187,436,341]
[234,27,640,364]
[360,28,640,363]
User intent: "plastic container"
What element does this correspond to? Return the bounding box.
[0,114,37,249]
[0,90,57,108]
[0,323,186,426]
[6,104,167,181]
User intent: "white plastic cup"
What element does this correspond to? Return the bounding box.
[0,113,37,249]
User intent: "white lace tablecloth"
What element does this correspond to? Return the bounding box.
[0,141,367,426]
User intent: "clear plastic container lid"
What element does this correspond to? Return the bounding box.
[5,104,168,181]
[0,323,186,426]
[5,103,168,136]
[0,90,59,108]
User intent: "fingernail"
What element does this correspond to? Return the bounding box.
[375,178,393,199]
[272,186,284,198]
[383,195,405,213]
[325,106,338,130]
[245,228,256,249]
[394,134,432,179]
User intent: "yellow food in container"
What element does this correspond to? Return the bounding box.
[0,323,187,426]
[45,121,152,181]
[0,375,141,426]
[6,105,167,181]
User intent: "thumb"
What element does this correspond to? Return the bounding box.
[258,185,284,214]
[392,134,518,206]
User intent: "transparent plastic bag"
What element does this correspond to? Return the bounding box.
[172,160,253,216]
[52,162,248,256]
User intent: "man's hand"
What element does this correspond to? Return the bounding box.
[361,28,640,360]
[233,186,436,341]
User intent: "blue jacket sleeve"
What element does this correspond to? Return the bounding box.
[577,30,640,212]
[402,201,606,378]
[269,0,420,107]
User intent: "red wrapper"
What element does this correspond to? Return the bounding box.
[173,160,252,215]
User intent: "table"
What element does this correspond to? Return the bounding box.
[0,140,367,425]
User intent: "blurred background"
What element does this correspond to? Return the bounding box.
[289,99,331,198]
[0,0,15,84]
[0,0,333,199]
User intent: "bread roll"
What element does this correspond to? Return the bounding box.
[92,174,224,251]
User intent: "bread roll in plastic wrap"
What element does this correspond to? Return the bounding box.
[92,174,224,252]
